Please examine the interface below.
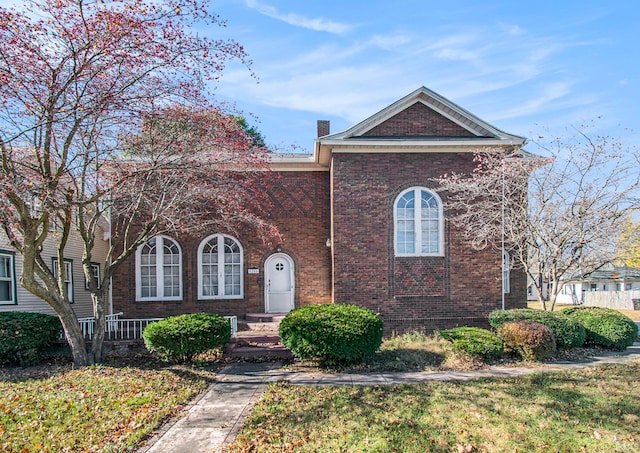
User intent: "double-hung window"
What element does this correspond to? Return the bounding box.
[85,263,101,290]
[198,234,243,299]
[394,187,444,256]
[136,236,182,301]
[52,258,74,302]
[0,252,16,304]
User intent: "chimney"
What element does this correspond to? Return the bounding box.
[317,120,330,137]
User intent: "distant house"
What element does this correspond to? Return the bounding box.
[557,264,640,310]
[110,87,529,333]
[0,219,110,319]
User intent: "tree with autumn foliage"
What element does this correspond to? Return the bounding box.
[437,124,640,311]
[0,0,276,365]
[615,219,640,268]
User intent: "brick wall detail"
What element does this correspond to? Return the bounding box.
[111,171,332,319]
[362,102,475,138]
[331,152,526,333]
[393,258,446,297]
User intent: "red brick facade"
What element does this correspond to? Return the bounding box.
[331,152,526,333]
[111,171,332,319]
[362,102,475,138]
[111,87,528,333]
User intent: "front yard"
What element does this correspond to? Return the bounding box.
[1,303,638,452]
[227,361,640,452]
[0,359,216,452]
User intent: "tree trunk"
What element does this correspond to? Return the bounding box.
[90,291,106,363]
[58,308,91,366]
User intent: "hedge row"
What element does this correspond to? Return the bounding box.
[0,312,62,366]
[440,307,638,362]
[563,307,638,351]
[488,308,585,348]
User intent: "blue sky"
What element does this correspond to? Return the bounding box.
[207,0,638,152]
[1,0,636,152]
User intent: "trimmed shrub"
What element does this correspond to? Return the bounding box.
[498,320,556,361]
[488,308,586,348]
[563,307,638,351]
[279,304,383,366]
[142,313,231,363]
[439,327,504,361]
[0,312,63,366]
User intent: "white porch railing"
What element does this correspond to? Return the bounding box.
[75,314,238,341]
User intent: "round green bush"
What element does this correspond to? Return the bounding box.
[0,312,62,366]
[498,320,556,361]
[142,313,231,363]
[488,308,585,348]
[279,304,383,366]
[563,307,638,351]
[439,327,504,361]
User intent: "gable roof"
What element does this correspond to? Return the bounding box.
[322,86,526,143]
[580,265,640,282]
[271,86,527,170]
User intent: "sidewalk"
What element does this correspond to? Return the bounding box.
[138,343,640,453]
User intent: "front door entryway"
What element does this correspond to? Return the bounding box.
[264,253,295,313]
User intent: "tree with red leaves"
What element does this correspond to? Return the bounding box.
[0,0,276,365]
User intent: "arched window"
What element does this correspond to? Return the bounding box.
[198,234,243,299]
[394,187,444,256]
[135,236,182,301]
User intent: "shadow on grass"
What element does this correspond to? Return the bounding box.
[365,347,448,372]
[0,342,224,383]
[230,362,640,452]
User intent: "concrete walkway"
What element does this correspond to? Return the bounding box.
[138,343,640,453]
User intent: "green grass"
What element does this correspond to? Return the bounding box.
[0,365,214,452]
[228,361,640,452]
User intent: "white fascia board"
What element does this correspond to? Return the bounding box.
[321,137,526,149]
[267,152,329,171]
[322,87,527,143]
[268,163,329,171]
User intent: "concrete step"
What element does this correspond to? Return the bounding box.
[238,320,281,332]
[225,329,292,359]
[225,345,293,359]
[245,313,287,323]
[230,331,282,346]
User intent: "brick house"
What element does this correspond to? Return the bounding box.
[111,86,527,332]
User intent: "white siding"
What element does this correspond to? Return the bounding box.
[0,228,109,318]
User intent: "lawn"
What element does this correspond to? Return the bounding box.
[227,361,640,452]
[0,362,216,452]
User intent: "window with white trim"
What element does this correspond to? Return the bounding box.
[0,252,16,305]
[135,236,182,300]
[394,187,444,256]
[85,263,100,290]
[198,234,243,299]
[502,251,511,294]
[52,258,74,302]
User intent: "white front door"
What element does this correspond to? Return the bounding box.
[265,253,294,313]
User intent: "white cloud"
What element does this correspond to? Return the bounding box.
[489,82,577,120]
[245,0,354,35]
[216,13,602,142]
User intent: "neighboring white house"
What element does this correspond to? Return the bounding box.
[0,221,110,318]
[556,264,640,310]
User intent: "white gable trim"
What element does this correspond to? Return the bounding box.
[321,86,527,144]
